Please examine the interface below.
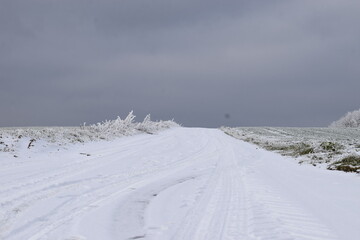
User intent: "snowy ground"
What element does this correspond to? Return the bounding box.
[0,128,360,240]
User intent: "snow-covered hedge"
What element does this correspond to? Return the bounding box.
[330,108,360,128]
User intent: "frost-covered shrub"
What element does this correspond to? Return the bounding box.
[88,111,179,138]
[88,111,138,137]
[330,108,360,128]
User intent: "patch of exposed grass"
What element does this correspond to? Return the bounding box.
[264,142,314,156]
[320,142,343,152]
[328,155,360,173]
[298,146,314,155]
[264,144,293,151]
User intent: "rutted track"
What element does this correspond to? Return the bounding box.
[0,128,359,240]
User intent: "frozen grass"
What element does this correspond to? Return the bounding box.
[328,155,360,172]
[0,112,179,154]
[221,127,360,173]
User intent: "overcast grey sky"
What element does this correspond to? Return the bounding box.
[1,0,359,127]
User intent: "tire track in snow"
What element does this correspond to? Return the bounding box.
[171,133,338,240]
[0,134,178,239]
[170,140,249,240]
[4,132,213,240]
[1,128,345,239]
[0,148,145,238]
[0,134,167,196]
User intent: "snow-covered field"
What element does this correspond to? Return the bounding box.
[222,127,360,172]
[1,127,360,240]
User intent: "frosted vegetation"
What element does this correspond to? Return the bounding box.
[221,127,360,173]
[330,108,360,128]
[0,111,179,154]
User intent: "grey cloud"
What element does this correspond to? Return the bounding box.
[1,0,360,127]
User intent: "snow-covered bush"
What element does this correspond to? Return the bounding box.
[330,108,360,128]
[88,111,179,138]
[88,111,139,137]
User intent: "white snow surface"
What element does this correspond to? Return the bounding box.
[0,128,359,240]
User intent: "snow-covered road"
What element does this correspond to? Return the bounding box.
[1,128,359,240]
